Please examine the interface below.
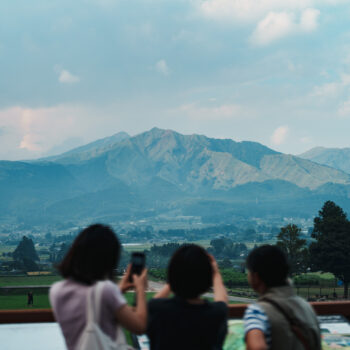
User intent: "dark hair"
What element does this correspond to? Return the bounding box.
[246,245,289,287]
[58,224,121,285]
[168,244,212,299]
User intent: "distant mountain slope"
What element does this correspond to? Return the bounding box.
[0,161,82,217]
[81,128,350,191]
[1,128,350,222]
[41,131,130,164]
[299,147,350,174]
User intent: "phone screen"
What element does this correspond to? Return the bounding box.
[129,252,146,282]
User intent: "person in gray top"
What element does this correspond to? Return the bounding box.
[244,245,321,350]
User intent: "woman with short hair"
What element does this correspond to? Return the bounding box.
[50,224,147,350]
[147,244,228,350]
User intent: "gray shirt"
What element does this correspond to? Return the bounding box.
[50,279,127,350]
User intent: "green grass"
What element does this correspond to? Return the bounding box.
[123,243,153,252]
[0,275,61,287]
[0,245,16,254]
[0,293,51,309]
[0,291,156,310]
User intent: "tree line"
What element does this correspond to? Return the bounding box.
[277,200,350,298]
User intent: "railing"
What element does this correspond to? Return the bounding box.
[1,301,350,324]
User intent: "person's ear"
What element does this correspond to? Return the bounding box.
[249,271,261,290]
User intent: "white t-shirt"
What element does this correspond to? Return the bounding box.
[50,279,127,350]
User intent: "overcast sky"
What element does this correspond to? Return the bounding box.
[1,0,350,160]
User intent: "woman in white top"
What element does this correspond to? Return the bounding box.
[49,224,147,350]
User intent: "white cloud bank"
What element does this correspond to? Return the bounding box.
[198,0,342,22]
[250,8,320,46]
[155,60,170,76]
[271,125,289,145]
[311,74,350,98]
[0,105,120,160]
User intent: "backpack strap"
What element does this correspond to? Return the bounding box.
[94,281,108,323]
[86,285,97,325]
[260,297,312,350]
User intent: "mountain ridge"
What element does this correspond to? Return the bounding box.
[299,146,350,174]
[2,128,350,222]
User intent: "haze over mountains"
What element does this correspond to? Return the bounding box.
[2,128,350,224]
[299,147,350,175]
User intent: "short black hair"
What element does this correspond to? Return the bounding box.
[168,244,212,299]
[246,245,289,287]
[58,224,121,285]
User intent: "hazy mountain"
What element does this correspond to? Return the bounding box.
[2,128,350,222]
[299,147,350,174]
[40,132,130,164]
[72,128,349,191]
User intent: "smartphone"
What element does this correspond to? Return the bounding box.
[129,252,146,282]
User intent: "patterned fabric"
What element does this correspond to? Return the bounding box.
[243,303,272,348]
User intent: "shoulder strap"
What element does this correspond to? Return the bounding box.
[94,281,107,323]
[86,286,97,324]
[260,297,312,350]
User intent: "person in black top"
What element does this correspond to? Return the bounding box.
[147,244,229,350]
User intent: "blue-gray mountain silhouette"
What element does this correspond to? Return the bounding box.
[2,128,350,222]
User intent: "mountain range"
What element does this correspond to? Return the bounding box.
[2,128,350,224]
[299,147,350,175]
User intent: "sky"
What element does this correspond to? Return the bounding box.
[1,0,350,160]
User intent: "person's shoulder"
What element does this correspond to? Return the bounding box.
[208,301,228,313]
[49,280,70,307]
[205,301,228,320]
[101,280,121,294]
[100,280,127,310]
[148,297,173,312]
[49,280,67,296]
[244,303,267,317]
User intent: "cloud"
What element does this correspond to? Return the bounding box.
[177,102,243,120]
[198,0,339,22]
[300,8,320,31]
[0,105,102,159]
[251,12,295,46]
[338,99,350,116]
[311,74,350,98]
[271,125,289,145]
[155,60,170,76]
[250,8,320,45]
[58,69,80,84]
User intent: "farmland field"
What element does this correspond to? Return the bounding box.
[0,275,61,287]
[0,291,156,310]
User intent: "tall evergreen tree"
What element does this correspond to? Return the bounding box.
[13,236,40,262]
[276,224,308,274]
[309,201,350,298]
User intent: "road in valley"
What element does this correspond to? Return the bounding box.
[148,280,254,303]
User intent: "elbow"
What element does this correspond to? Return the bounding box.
[132,322,147,335]
[247,343,268,350]
[133,327,146,335]
[131,318,147,335]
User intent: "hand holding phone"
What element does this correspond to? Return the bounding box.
[129,252,146,282]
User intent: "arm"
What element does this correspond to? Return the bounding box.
[154,284,171,299]
[116,269,148,334]
[209,255,228,303]
[246,329,268,350]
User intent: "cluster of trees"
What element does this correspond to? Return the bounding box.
[144,243,183,269]
[49,243,70,263]
[277,201,350,298]
[158,224,239,241]
[207,238,248,259]
[9,236,40,272]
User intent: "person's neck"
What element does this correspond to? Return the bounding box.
[186,297,204,304]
